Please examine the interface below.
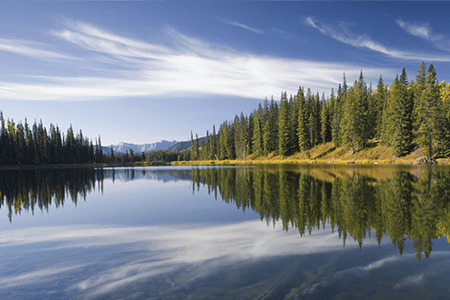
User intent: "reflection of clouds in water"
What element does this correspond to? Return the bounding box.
[308,252,450,295]
[75,262,179,297]
[394,274,424,289]
[393,254,450,290]
[0,220,376,297]
[0,264,86,289]
[308,255,404,294]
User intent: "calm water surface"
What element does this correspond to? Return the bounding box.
[1,165,450,299]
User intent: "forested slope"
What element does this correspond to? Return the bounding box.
[188,62,450,163]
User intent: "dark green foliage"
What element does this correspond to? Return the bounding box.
[437,99,450,158]
[373,76,387,139]
[391,68,414,157]
[320,93,330,143]
[0,112,101,166]
[341,72,369,152]
[278,92,290,156]
[251,103,264,156]
[297,87,310,152]
[306,91,321,147]
[187,62,450,162]
[263,98,279,156]
[414,63,440,159]
[234,112,248,159]
[331,86,341,146]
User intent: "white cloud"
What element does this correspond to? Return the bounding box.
[0,21,394,101]
[0,38,75,60]
[396,19,450,52]
[219,19,265,34]
[396,20,431,39]
[305,17,450,62]
[0,265,86,289]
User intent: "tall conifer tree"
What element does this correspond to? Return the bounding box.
[391,68,413,157]
[297,87,310,152]
[278,92,290,156]
[414,64,440,159]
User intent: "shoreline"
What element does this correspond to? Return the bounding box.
[172,158,449,166]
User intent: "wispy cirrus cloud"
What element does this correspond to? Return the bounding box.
[0,265,86,289]
[0,20,393,101]
[396,19,450,52]
[219,18,265,34]
[396,20,432,39]
[0,38,75,60]
[271,28,296,41]
[304,16,450,62]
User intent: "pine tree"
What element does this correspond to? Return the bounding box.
[0,111,7,165]
[341,72,368,152]
[263,98,278,157]
[289,94,299,152]
[355,71,369,149]
[391,68,414,157]
[320,93,329,144]
[211,124,217,160]
[373,76,387,139]
[366,83,375,139]
[336,74,348,148]
[414,64,440,159]
[331,86,341,146]
[234,113,247,159]
[246,114,253,157]
[437,82,450,157]
[413,61,427,128]
[278,92,290,156]
[251,104,264,156]
[306,89,319,147]
[297,87,310,152]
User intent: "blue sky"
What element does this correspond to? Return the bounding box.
[1,1,450,146]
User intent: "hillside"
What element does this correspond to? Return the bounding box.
[166,137,207,152]
[175,141,446,165]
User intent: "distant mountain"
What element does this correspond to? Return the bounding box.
[102,140,178,154]
[167,137,207,152]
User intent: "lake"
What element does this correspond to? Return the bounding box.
[1,165,450,299]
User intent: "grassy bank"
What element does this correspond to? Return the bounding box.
[173,141,450,166]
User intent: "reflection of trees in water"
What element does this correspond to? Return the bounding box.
[0,167,197,223]
[0,168,104,222]
[191,167,450,259]
[3,166,450,259]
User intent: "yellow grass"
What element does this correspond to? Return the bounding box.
[173,141,450,166]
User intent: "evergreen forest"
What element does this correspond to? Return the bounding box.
[0,113,104,166]
[188,62,450,162]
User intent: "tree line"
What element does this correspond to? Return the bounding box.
[190,62,450,161]
[103,148,179,164]
[0,112,104,166]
